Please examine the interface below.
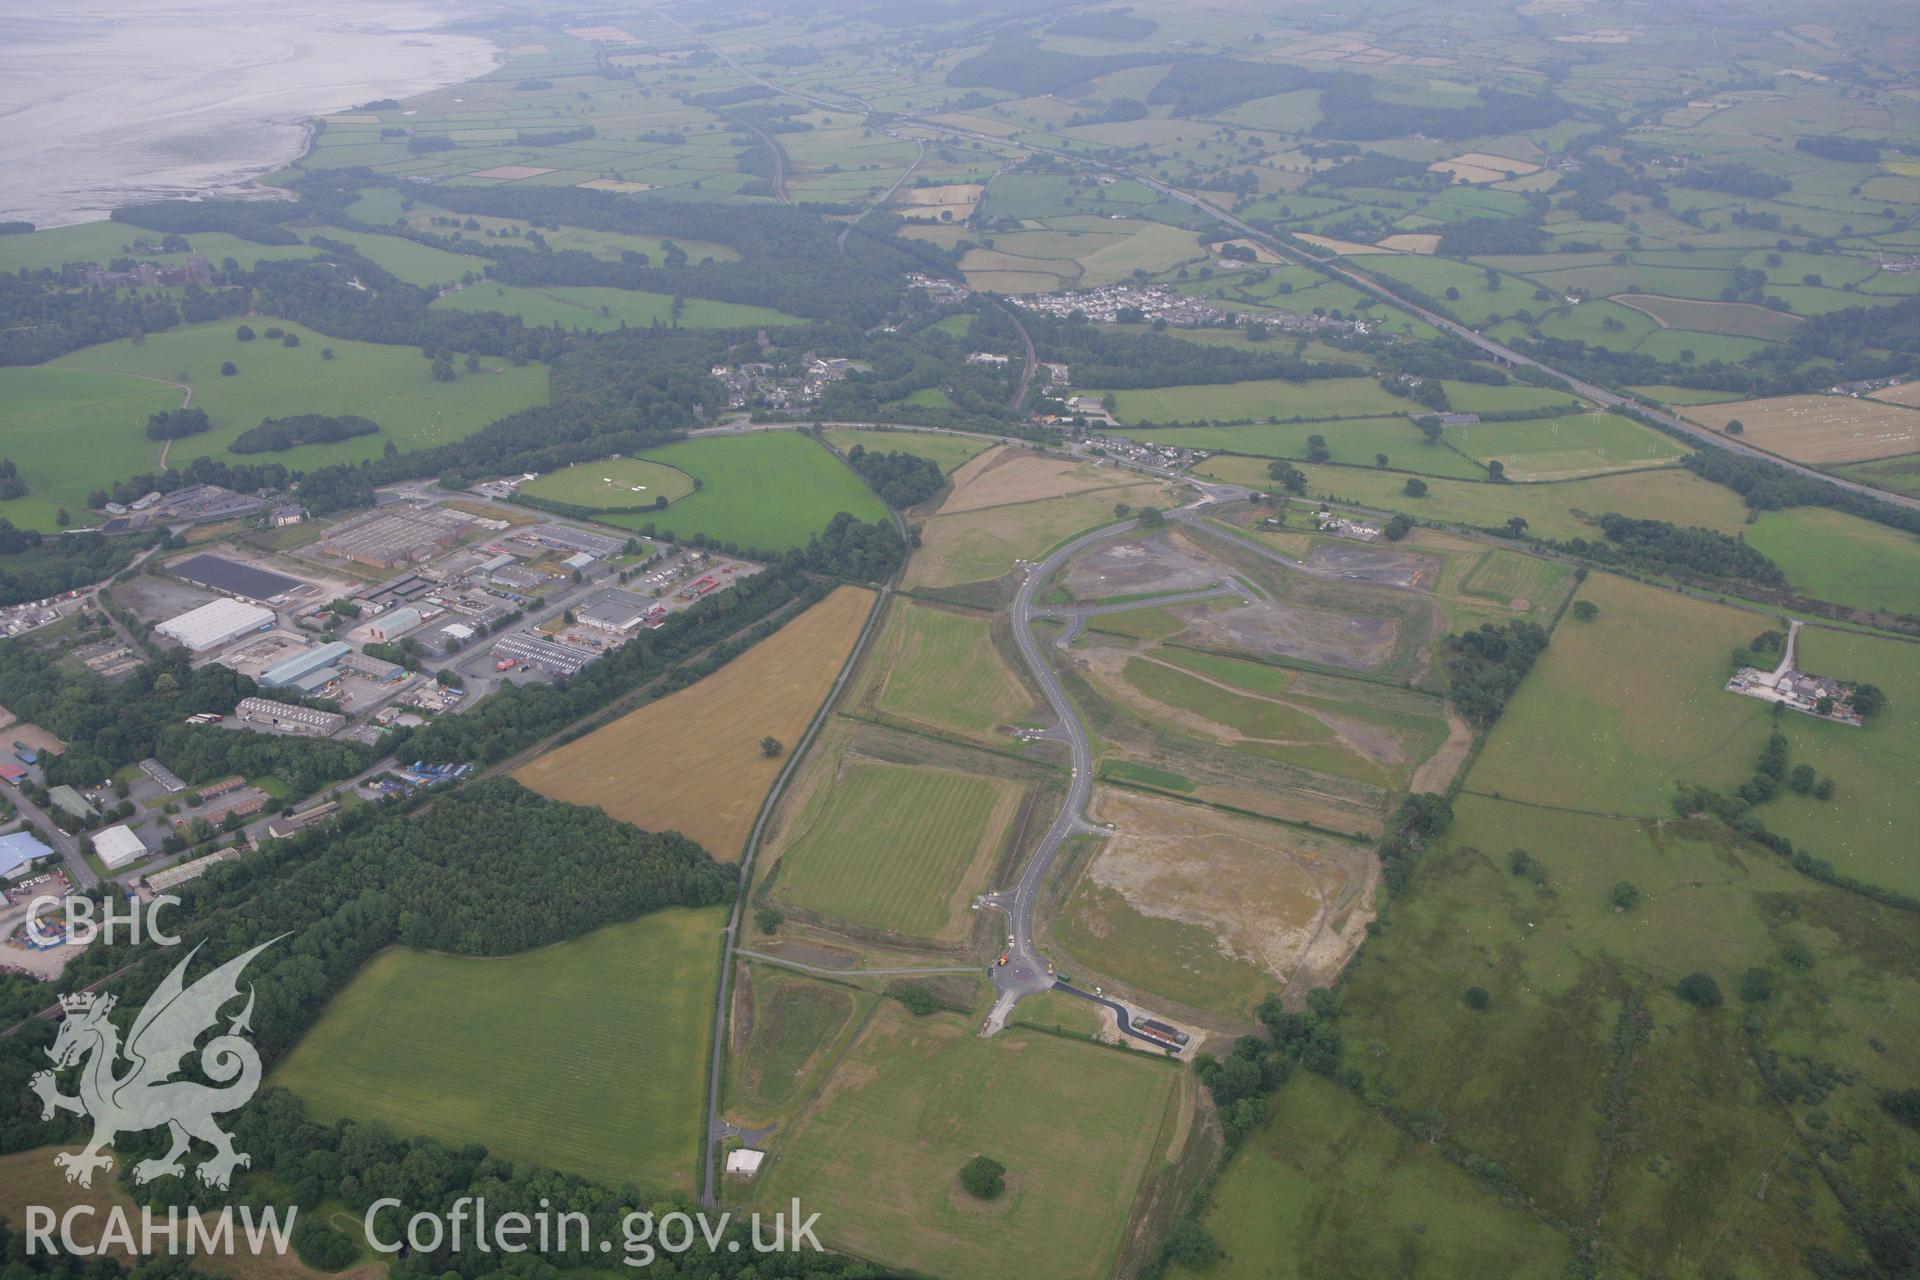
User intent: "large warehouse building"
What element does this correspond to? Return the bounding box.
[260,641,351,690]
[577,588,654,634]
[156,599,275,652]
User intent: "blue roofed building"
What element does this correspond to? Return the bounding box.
[0,830,54,880]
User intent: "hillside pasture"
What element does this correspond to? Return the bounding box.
[1466,573,1769,817]
[272,909,722,1194]
[0,367,185,529]
[28,321,547,528]
[1611,294,1805,340]
[1744,506,1920,617]
[1177,1075,1574,1279]
[515,587,873,861]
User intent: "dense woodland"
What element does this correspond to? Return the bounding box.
[1443,619,1550,728]
[0,781,881,1280]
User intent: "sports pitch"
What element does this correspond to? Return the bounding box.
[766,759,1020,939]
[602,433,889,552]
[519,455,695,509]
[860,599,1032,741]
[272,908,723,1194]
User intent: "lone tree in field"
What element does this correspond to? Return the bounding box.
[1137,506,1166,529]
[1725,418,1744,435]
[760,736,784,758]
[754,907,783,936]
[220,361,237,377]
[1572,600,1599,622]
[1610,881,1641,911]
[1487,459,1507,481]
[1676,972,1723,1009]
[1403,477,1428,497]
[959,1155,1006,1200]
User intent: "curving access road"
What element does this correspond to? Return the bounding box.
[978,518,1143,1029]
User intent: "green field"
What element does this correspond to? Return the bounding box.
[308,227,494,286]
[434,282,801,330]
[1467,573,1770,816]
[822,428,995,473]
[1327,796,1872,1271]
[725,970,866,1121]
[1744,507,1920,616]
[1177,1075,1574,1278]
[1102,377,1414,423]
[1195,455,1750,541]
[1113,419,1487,479]
[10,321,547,528]
[272,908,723,1193]
[758,1006,1182,1280]
[1445,413,1689,480]
[0,367,185,528]
[0,222,318,273]
[770,761,1013,938]
[519,456,696,509]
[1456,547,1566,606]
[601,433,889,551]
[870,601,1031,739]
[1760,626,1920,895]
[1828,453,1920,500]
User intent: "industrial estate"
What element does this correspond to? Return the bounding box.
[1,1,1918,1278]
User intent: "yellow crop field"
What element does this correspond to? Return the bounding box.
[515,586,875,861]
[1689,394,1920,463]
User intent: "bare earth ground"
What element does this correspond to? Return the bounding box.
[1175,596,1400,670]
[1063,529,1223,599]
[938,446,1140,513]
[1084,788,1370,986]
[1304,541,1443,591]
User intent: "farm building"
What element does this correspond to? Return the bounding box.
[0,830,52,879]
[260,641,352,690]
[156,598,275,652]
[168,554,302,602]
[576,588,654,634]
[235,697,346,736]
[94,824,149,871]
[725,1149,766,1177]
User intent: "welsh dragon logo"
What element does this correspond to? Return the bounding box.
[31,938,279,1189]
